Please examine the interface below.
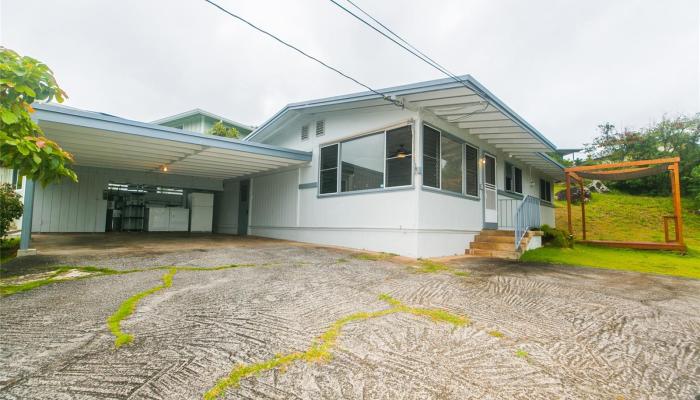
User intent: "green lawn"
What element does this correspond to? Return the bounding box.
[521,244,700,279]
[521,188,700,279]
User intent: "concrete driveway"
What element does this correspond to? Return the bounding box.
[1,235,698,399]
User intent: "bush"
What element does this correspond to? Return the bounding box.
[0,183,23,238]
[539,224,574,248]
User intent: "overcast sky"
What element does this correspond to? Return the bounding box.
[2,0,698,148]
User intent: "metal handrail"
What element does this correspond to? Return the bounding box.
[514,195,541,250]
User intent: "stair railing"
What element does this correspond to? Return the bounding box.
[514,195,541,250]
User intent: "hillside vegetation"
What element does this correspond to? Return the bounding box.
[553,185,699,249]
[521,186,699,279]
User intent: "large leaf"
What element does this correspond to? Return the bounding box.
[0,108,18,124]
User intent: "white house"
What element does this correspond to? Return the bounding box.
[15,76,562,258]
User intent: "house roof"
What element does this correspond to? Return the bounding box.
[33,103,310,181]
[151,108,255,131]
[246,75,564,178]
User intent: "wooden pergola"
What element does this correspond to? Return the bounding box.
[564,157,686,251]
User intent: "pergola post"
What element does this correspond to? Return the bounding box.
[565,173,572,234]
[669,162,684,245]
[579,177,586,240]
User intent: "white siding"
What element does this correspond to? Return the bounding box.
[250,169,298,227]
[31,166,222,233]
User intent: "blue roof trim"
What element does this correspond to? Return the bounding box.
[33,103,311,162]
[246,75,558,152]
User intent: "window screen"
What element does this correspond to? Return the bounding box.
[340,133,384,192]
[385,126,413,187]
[514,167,522,193]
[440,135,463,193]
[505,162,513,191]
[320,144,338,194]
[422,125,440,188]
[484,155,496,186]
[465,145,478,196]
[540,179,552,202]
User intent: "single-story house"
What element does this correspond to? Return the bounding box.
[15,75,563,258]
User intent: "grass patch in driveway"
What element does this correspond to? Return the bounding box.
[521,244,700,279]
[415,260,470,277]
[0,266,132,296]
[351,252,396,261]
[107,268,177,348]
[204,293,470,400]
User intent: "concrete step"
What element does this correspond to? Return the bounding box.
[468,248,520,259]
[470,241,519,251]
[474,234,514,243]
[478,230,514,237]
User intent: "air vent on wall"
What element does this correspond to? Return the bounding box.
[316,120,325,137]
[301,125,309,140]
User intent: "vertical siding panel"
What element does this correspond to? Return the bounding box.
[76,171,88,231]
[49,185,61,232]
[32,184,43,232]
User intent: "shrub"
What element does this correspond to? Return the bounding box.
[0,183,23,238]
[539,224,574,248]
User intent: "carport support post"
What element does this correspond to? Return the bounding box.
[565,173,572,234]
[18,178,37,256]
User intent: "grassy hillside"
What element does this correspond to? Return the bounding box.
[553,185,699,249]
[520,186,699,279]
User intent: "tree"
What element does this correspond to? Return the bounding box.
[0,47,77,186]
[0,183,23,238]
[209,120,241,139]
[583,115,700,196]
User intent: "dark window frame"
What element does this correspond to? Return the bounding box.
[318,124,414,196]
[539,178,552,202]
[504,162,523,194]
[421,123,480,199]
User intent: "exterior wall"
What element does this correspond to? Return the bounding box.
[213,180,240,234]
[249,106,561,258]
[540,204,556,227]
[31,165,222,233]
[250,107,422,256]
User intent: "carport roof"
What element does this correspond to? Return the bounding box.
[33,103,311,180]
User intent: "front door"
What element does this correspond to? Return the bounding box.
[237,180,250,235]
[483,154,497,229]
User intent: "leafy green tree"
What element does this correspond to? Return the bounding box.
[209,120,240,139]
[0,47,77,186]
[584,115,700,196]
[0,183,23,238]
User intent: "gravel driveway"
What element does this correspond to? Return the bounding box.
[1,237,698,399]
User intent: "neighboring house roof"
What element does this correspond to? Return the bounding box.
[246,75,564,178]
[33,103,310,180]
[152,108,256,132]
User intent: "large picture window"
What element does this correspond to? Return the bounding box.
[320,125,414,195]
[341,133,384,192]
[422,124,479,198]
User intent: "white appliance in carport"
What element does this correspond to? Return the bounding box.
[147,206,190,232]
[187,192,214,232]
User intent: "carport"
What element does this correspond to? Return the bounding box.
[18,104,311,254]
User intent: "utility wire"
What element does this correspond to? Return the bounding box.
[203,0,403,107]
[329,0,492,111]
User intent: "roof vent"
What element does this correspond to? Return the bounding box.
[315,120,325,137]
[301,125,309,140]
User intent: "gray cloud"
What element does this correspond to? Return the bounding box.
[2,0,697,148]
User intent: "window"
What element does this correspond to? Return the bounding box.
[316,120,325,136]
[319,125,414,195]
[320,144,338,194]
[422,124,480,198]
[465,145,478,196]
[422,126,440,188]
[340,133,384,192]
[385,126,413,187]
[540,179,552,202]
[440,135,462,193]
[505,163,522,193]
[301,125,309,141]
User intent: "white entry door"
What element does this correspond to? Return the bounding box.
[483,154,497,228]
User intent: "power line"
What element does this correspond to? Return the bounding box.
[329,0,492,110]
[203,0,403,108]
